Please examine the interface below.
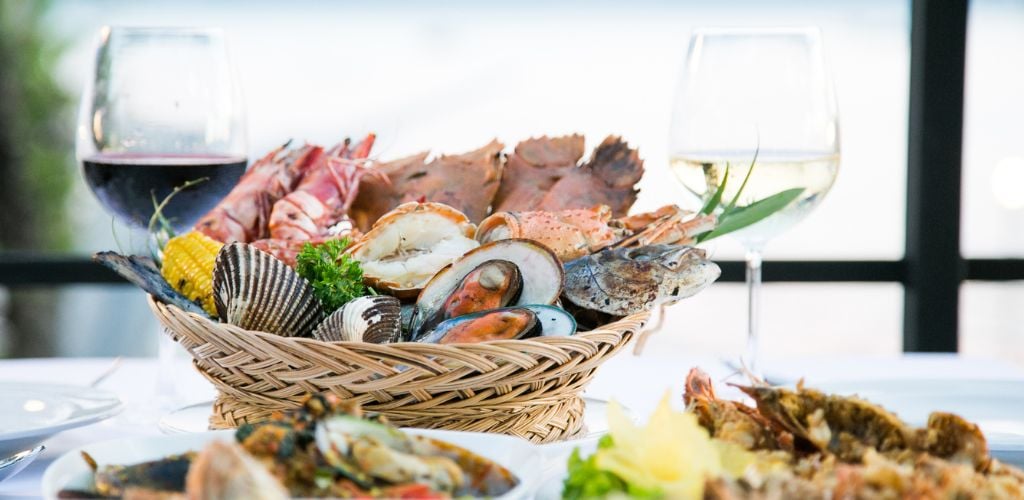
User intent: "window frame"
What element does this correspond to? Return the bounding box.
[1,0,1009,353]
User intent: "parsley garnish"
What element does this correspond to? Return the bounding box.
[295,238,369,312]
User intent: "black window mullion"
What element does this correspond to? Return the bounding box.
[903,0,969,352]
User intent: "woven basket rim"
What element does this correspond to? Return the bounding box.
[148,294,649,349]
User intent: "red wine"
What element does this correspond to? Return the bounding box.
[82,153,247,230]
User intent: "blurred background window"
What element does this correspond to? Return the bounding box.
[0,0,1018,365]
[960,0,1024,364]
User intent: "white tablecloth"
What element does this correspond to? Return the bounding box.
[3,353,1023,498]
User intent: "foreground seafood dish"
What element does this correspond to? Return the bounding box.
[59,395,518,499]
[562,368,1024,499]
[96,133,724,346]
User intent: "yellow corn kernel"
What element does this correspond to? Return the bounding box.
[161,230,222,315]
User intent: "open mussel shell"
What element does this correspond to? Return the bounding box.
[412,259,523,337]
[93,251,211,318]
[410,239,562,340]
[213,242,324,337]
[417,307,539,344]
[521,304,577,337]
[312,295,402,343]
[316,414,518,497]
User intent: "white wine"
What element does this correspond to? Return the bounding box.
[670,152,839,246]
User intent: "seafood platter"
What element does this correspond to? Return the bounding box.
[45,369,1024,499]
[98,133,725,443]
[48,394,539,499]
[549,368,1024,499]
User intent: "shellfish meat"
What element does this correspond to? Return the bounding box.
[409,239,562,340]
[213,242,325,337]
[413,259,522,337]
[312,295,402,343]
[346,202,479,298]
[417,308,539,344]
[562,244,720,316]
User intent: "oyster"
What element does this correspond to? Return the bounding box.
[346,202,479,298]
[417,308,539,344]
[413,259,522,337]
[563,244,720,316]
[409,239,562,340]
[213,242,325,337]
[312,295,402,343]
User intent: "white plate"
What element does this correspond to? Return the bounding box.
[0,383,122,457]
[43,428,542,499]
[816,378,1024,466]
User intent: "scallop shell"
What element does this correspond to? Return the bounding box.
[313,295,402,343]
[213,242,324,337]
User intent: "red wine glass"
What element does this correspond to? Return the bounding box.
[76,27,246,412]
[77,27,247,234]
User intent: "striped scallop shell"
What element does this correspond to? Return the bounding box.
[213,242,324,337]
[312,295,402,343]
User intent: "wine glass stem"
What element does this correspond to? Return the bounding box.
[745,248,764,373]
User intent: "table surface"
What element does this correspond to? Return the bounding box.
[3,352,1024,499]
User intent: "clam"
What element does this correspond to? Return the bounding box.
[412,259,522,337]
[312,295,402,343]
[213,242,325,337]
[417,308,539,344]
[346,202,479,298]
[409,239,562,340]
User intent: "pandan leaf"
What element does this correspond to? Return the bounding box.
[697,187,804,243]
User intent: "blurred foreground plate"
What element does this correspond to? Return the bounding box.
[0,383,122,457]
[43,428,542,499]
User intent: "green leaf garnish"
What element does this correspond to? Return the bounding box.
[697,187,804,243]
[699,163,728,216]
[722,148,759,216]
[562,437,628,499]
[147,177,209,261]
[294,238,369,312]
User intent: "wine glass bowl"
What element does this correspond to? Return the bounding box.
[77,27,247,231]
[669,27,840,369]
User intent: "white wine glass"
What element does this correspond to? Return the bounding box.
[669,27,840,371]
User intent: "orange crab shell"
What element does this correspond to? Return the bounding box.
[476,206,623,262]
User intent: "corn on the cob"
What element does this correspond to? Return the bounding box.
[161,230,222,316]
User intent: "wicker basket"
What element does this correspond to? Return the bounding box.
[149,296,646,443]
